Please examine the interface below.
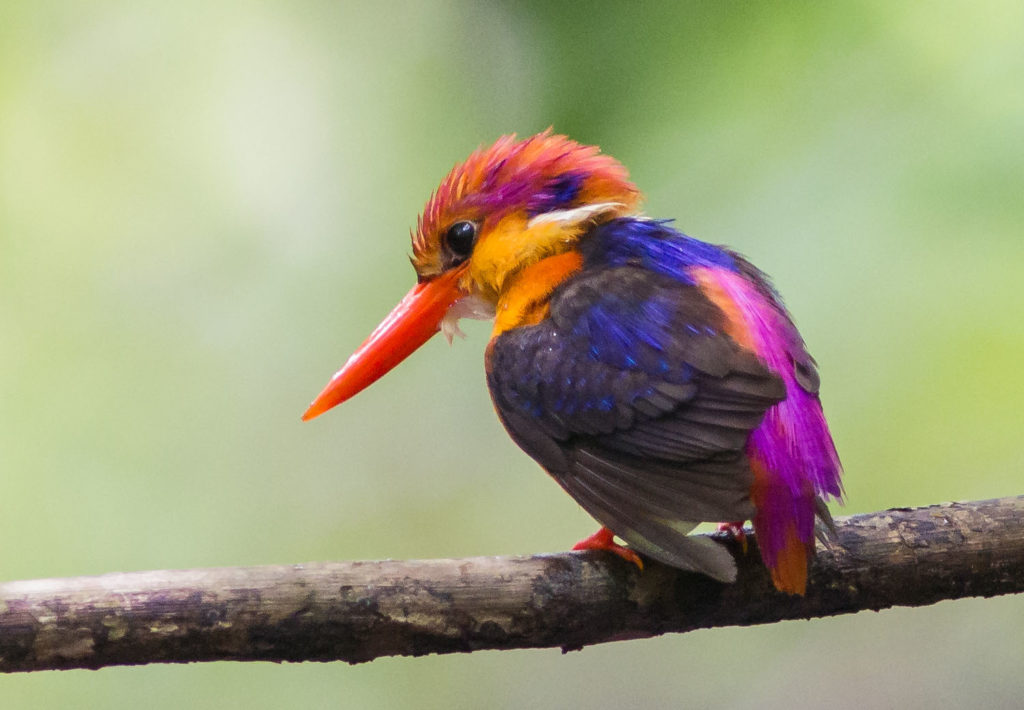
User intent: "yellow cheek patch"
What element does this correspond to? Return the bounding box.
[470,215,582,300]
[492,251,584,336]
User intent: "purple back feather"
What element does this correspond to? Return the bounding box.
[700,266,842,551]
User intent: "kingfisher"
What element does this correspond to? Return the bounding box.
[303,131,842,595]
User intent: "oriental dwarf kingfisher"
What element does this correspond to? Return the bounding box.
[303,131,842,595]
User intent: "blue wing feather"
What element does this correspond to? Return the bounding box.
[486,250,785,580]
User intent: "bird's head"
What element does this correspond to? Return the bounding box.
[303,131,640,420]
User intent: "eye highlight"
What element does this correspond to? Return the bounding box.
[444,221,477,262]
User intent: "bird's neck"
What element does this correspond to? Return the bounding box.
[467,215,584,302]
[469,198,641,300]
[491,250,584,336]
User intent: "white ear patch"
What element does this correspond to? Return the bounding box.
[526,201,624,229]
[440,294,496,343]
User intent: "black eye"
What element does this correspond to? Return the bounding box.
[445,221,477,261]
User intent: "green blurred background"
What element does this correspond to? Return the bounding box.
[2,1,1023,707]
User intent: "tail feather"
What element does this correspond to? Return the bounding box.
[690,262,842,594]
[761,519,810,595]
[749,453,818,596]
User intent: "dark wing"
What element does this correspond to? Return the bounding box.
[487,265,786,581]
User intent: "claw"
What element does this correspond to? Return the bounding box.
[573,527,643,569]
[718,521,748,554]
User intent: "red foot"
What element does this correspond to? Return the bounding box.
[573,527,643,570]
[718,521,749,554]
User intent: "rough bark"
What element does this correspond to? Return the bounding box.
[1,496,1021,673]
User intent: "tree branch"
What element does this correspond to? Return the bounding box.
[1,496,1022,673]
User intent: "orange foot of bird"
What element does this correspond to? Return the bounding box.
[572,527,643,570]
[717,521,749,553]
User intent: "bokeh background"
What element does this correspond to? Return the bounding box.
[2,1,1023,708]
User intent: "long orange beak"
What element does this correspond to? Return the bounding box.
[302,267,467,421]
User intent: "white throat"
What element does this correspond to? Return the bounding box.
[440,294,496,343]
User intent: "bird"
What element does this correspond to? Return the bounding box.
[302,131,842,595]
